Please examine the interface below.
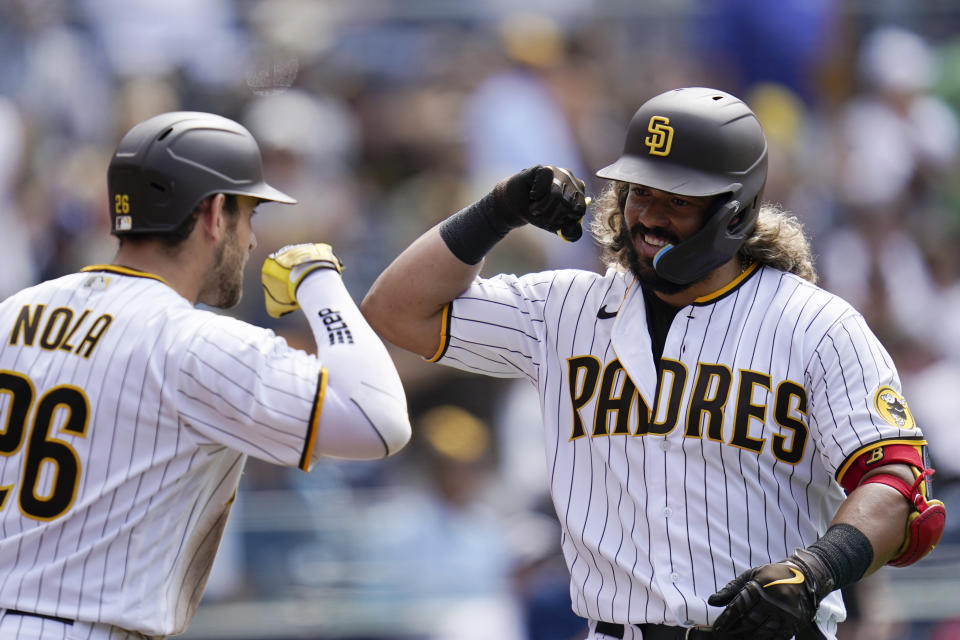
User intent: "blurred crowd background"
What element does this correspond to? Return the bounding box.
[2,0,960,638]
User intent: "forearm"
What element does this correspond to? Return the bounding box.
[363,165,587,358]
[362,225,481,358]
[829,463,913,574]
[708,464,915,638]
[297,268,411,460]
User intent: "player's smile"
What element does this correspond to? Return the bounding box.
[631,223,679,260]
[623,184,713,261]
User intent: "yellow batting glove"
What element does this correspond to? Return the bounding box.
[261,243,344,318]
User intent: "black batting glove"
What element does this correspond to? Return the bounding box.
[707,549,834,640]
[491,165,589,241]
[439,165,589,264]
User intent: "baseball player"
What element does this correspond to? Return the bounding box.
[362,87,945,640]
[0,112,411,639]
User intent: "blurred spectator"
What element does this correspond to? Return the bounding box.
[696,0,840,106]
[79,0,247,88]
[0,97,37,296]
[820,26,959,345]
[351,405,526,640]
[462,13,584,187]
[239,88,367,323]
[460,12,598,273]
[15,1,114,142]
[113,76,182,137]
[838,26,958,215]
[745,82,836,237]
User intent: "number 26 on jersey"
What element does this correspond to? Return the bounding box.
[0,370,89,521]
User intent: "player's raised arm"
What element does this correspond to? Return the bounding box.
[362,165,588,358]
[261,243,411,460]
[361,224,480,359]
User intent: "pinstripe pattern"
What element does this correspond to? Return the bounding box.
[438,264,924,632]
[0,268,324,637]
[0,611,153,639]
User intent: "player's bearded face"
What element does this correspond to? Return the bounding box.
[619,219,692,295]
[217,225,247,307]
[201,218,247,309]
[618,185,718,294]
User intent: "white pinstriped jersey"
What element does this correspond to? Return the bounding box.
[0,266,328,636]
[431,263,926,632]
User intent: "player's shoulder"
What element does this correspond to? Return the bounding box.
[0,271,94,312]
[759,266,861,329]
[180,305,275,345]
[473,267,626,312]
[492,266,627,295]
[771,268,856,309]
[1,267,269,339]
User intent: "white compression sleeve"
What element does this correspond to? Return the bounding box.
[295,267,411,462]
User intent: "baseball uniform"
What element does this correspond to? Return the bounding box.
[0,264,409,638]
[427,262,925,638]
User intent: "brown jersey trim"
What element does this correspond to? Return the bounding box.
[835,436,928,485]
[80,264,173,287]
[425,302,453,363]
[299,366,328,471]
[691,261,759,306]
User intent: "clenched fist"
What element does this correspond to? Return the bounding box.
[493,165,589,241]
[261,243,343,318]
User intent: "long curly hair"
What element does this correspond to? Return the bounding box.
[588,181,817,283]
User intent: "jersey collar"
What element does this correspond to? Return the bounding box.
[80,264,173,287]
[691,261,759,306]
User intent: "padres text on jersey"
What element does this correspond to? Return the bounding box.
[431,264,924,628]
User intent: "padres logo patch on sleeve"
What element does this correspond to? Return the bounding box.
[874,385,915,430]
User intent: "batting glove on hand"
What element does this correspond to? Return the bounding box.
[493,165,589,241]
[707,549,834,640]
[261,243,343,318]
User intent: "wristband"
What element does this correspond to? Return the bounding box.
[805,523,874,591]
[438,193,520,265]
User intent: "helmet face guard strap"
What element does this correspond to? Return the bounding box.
[597,87,768,285]
[652,195,753,284]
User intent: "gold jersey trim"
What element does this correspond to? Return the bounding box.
[299,367,328,471]
[80,264,172,287]
[426,303,453,363]
[692,262,759,306]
